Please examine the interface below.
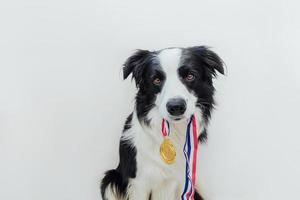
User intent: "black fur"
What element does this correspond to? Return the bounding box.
[198,128,208,143]
[180,46,224,124]
[122,113,133,132]
[101,169,127,200]
[123,50,166,125]
[195,190,204,200]
[148,192,152,200]
[101,114,137,199]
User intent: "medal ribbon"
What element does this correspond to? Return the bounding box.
[161,118,170,137]
[181,115,198,200]
[161,115,198,200]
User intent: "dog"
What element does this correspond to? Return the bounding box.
[101,46,225,200]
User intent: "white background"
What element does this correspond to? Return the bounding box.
[1,0,300,199]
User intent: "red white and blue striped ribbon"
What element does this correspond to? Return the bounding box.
[181,115,198,200]
[161,115,198,200]
[161,118,170,137]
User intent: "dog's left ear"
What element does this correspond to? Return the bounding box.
[189,46,225,77]
[123,49,150,86]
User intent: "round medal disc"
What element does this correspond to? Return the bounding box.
[159,138,176,164]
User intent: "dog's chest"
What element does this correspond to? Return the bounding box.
[134,123,188,188]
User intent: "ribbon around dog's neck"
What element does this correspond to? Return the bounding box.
[160,115,198,200]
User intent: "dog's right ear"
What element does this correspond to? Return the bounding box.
[123,50,150,86]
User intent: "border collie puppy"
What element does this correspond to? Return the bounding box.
[101,46,224,200]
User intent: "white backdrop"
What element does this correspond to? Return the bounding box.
[1,0,300,199]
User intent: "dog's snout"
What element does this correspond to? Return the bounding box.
[166,98,186,116]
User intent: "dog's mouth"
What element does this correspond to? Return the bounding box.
[168,115,185,122]
[167,113,196,123]
[173,116,183,121]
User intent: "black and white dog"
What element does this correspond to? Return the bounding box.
[101,46,225,200]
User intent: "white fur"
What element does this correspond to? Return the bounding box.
[116,110,205,200]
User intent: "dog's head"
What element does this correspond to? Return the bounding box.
[123,46,224,126]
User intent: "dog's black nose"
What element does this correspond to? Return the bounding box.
[166,98,186,116]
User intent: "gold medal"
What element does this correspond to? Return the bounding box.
[159,138,176,164]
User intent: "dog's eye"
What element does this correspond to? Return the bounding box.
[153,78,161,86]
[185,73,195,81]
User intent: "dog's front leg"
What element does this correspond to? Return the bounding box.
[150,179,180,200]
[127,179,151,200]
